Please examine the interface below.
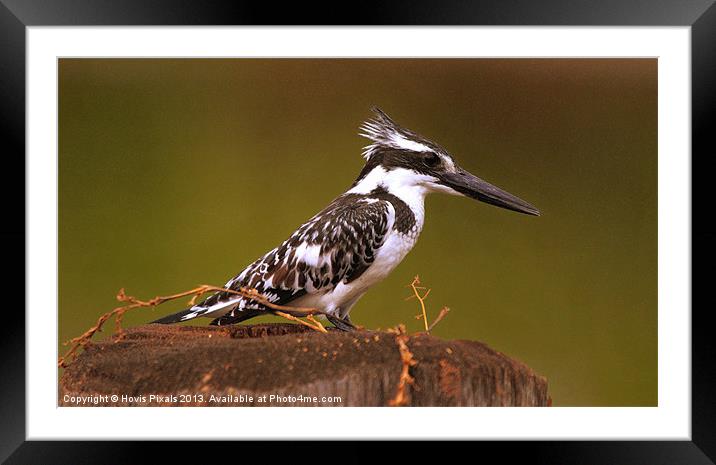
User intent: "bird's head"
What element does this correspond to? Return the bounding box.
[352,107,540,216]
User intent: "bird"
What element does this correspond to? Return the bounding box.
[151,107,540,331]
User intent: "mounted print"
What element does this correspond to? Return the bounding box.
[13,20,701,460]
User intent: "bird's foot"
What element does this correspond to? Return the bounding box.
[326,315,357,332]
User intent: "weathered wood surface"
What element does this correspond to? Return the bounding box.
[59,323,549,407]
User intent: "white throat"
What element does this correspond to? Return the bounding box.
[351,166,432,206]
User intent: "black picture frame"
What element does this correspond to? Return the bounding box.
[2,1,713,463]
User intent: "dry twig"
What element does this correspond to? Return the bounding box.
[58,284,326,368]
[428,306,451,332]
[274,311,327,333]
[405,275,431,331]
[387,324,417,406]
[405,275,451,333]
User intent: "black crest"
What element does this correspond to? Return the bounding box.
[359,107,446,160]
[354,108,456,185]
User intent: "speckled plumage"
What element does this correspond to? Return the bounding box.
[203,189,410,325]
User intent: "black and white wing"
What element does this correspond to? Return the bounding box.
[152,194,391,325]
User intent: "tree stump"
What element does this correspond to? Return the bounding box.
[59,324,549,407]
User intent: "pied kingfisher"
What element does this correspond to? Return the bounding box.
[152,108,540,331]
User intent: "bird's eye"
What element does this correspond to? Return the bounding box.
[423,153,441,168]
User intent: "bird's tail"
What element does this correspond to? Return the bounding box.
[150,307,202,324]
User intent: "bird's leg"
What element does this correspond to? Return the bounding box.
[326,314,357,332]
[343,313,355,327]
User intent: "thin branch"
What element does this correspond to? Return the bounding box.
[275,311,327,333]
[58,284,326,368]
[407,275,430,332]
[428,306,451,332]
[404,275,451,333]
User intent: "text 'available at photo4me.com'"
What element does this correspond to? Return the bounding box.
[61,392,344,406]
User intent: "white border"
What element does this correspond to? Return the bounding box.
[27,27,690,440]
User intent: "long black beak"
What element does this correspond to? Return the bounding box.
[440,169,540,216]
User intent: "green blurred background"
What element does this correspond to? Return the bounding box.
[59,58,657,406]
